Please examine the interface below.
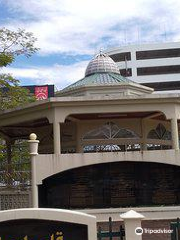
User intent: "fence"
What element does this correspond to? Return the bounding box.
[0,161,31,189]
[0,161,31,210]
[171,218,180,240]
[97,217,125,240]
[0,190,31,210]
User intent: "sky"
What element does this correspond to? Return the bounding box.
[0,0,180,90]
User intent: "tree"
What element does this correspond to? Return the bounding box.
[0,28,39,187]
[0,27,39,110]
[0,28,38,63]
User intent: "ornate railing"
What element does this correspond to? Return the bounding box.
[0,161,31,189]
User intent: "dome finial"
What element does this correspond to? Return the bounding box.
[99,48,103,55]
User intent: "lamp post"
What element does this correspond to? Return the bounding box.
[28,133,39,208]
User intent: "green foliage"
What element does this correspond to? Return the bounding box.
[0,139,31,187]
[0,53,14,67]
[0,27,39,111]
[0,27,39,58]
[0,73,35,111]
[0,28,39,178]
[0,139,5,161]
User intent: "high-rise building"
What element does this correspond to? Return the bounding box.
[104,42,180,84]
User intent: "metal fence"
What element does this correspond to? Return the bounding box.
[0,161,31,189]
[171,218,180,240]
[97,217,125,240]
[0,161,31,210]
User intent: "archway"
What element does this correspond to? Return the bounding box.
[39,161,180,209]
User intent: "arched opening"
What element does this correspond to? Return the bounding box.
[83,121,140,152]
[147,123,171,150]
[0,117,53,189]
[61,111,170,153]
[39,161,180,209]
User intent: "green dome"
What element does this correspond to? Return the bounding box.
[61,72,132,93]
[57,52,153,96]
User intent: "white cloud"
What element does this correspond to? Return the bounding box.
[1,0,180,87]
[3,0,180,55]
[1,61,88,90]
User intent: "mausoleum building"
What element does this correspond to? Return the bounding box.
[0,53,180,235]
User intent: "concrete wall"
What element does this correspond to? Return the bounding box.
[35,149,180,185]
[0,208,97,240]
[82,206,180,222]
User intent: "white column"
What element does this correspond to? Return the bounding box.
[141,119,147,151]
[53,121,61,154]
[76,123,83,153]
[28,133,39,208]
[31,155,38,208]
[120,210,145,240]
[171,118,179,150]
[131,50,137,79]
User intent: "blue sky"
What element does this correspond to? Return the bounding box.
[0,0,180,90]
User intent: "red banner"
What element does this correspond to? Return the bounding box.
[35,86,48,100]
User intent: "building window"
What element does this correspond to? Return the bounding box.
[109,52,131,62]
[120,68,132,77]
[137,65,180,76]
[136,48,180,60]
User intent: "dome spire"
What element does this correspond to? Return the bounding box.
[99,48,103,55]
